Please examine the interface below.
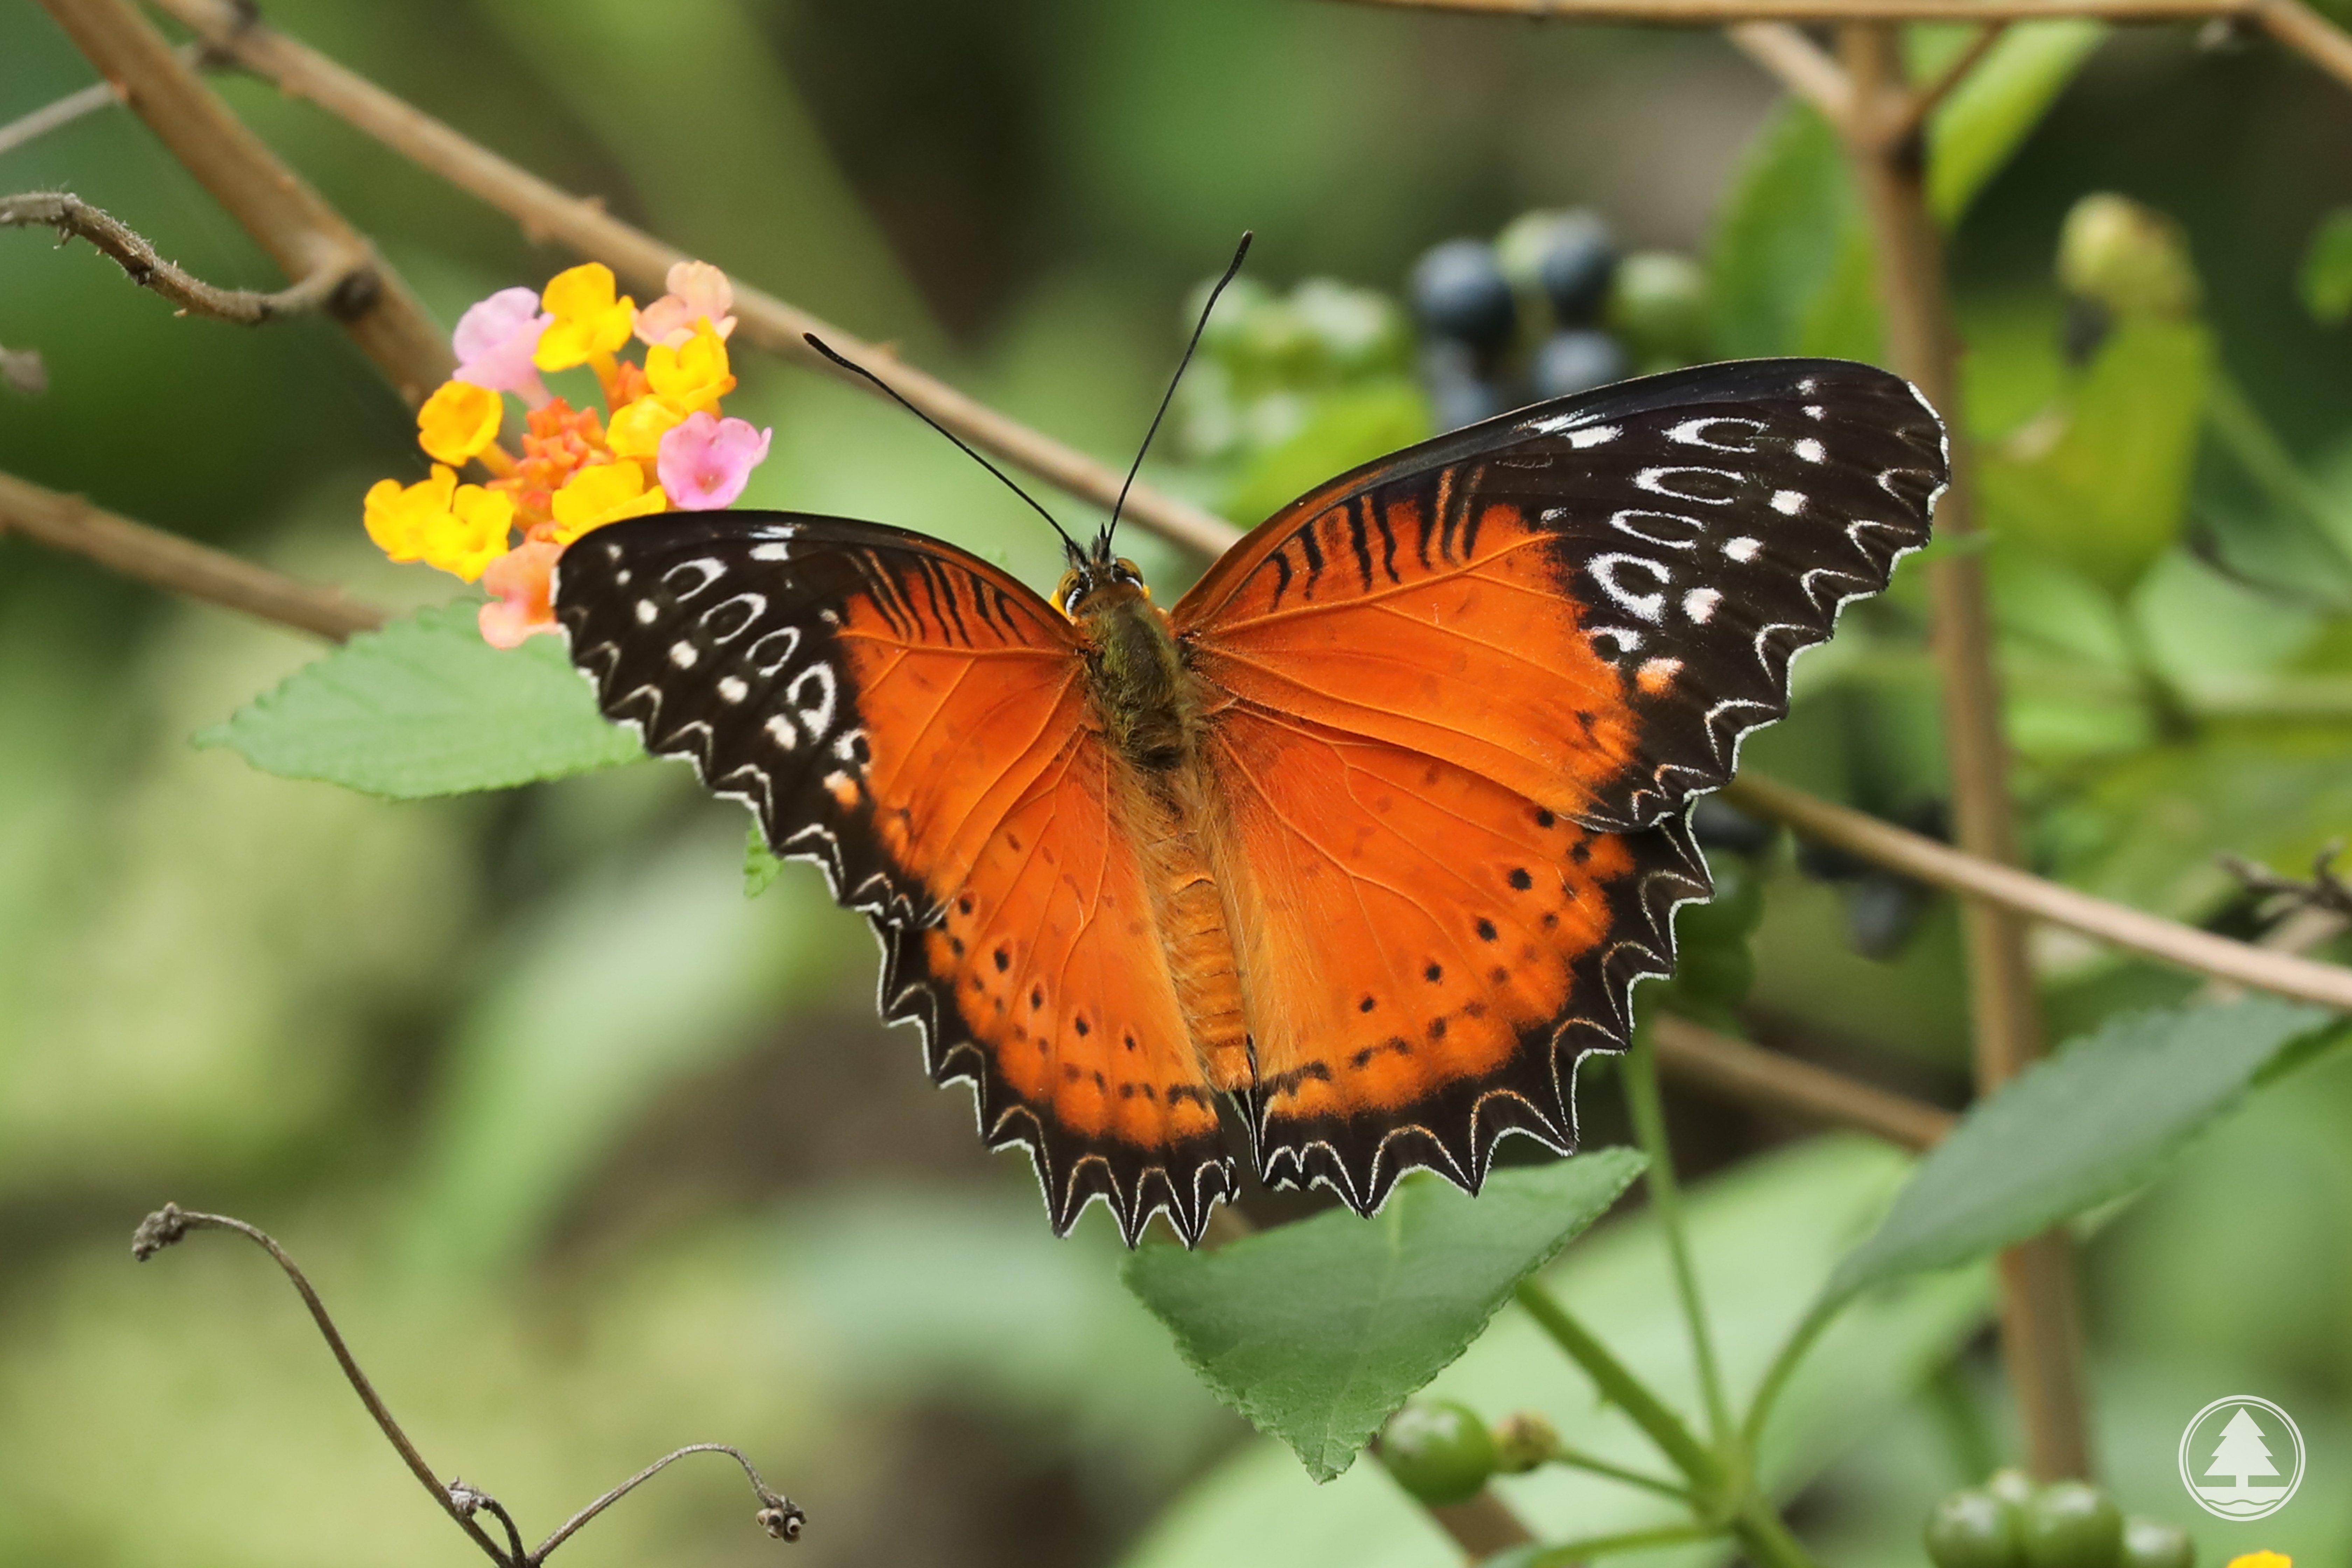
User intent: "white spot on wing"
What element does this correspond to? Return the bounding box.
[1723,537,1762,563]
[1682,588,1721,623]
[751,542,792,561]
[669,640,698,668]
[1566,424,1619,448]
[1771,490,1806,515]
[764,713,798,750]
[1794,438,1827,464]
[718,676,749,704]
[1589,553,1671,622]
[635,599,657,624]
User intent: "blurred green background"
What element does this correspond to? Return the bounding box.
[5,2,2352,1565]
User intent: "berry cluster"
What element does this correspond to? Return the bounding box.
[1927,1471,2194,1568]
[1410,209,1709,431]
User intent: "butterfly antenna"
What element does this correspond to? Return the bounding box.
[802,333,1086,561]
[1103,230,1253,557]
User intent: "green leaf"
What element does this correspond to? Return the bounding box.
[745,823,786,898]
[2299,207,2352,324]
[1220,378,1431,527]
[1709,105,1855,360]
[1927,22,2108,224]
[1977,317,2212,593]
[1119,1140,1990,1568]
[1829,997,2340,1298]
[196,603,644,798]
[1124,1149,1643,1482]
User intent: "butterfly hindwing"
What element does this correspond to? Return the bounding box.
[1176,358,1945,833]
[1205,702,1708,1210]
[553,514,1233,1242]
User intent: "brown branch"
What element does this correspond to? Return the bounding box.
[1895,23,2008,139]
[2,191,362,322]
[1725,23,1855,126]
[131,1203,804,1564]
[141,0,1244,559]
[35,0,452,405]
[1428,1492,1540,1559]
[1328,0,2352,92]
[1833,22,2088,1481]
[1650,1014,1955,1150]
[0,468,386,640]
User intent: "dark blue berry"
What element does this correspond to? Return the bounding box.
[1531,329,1628,399]
[1690,797,1776,859]
[1410,239,1517,350]
[1421,341,1506,430]
[1847,872,1928,960]
[1535,211,1618,325]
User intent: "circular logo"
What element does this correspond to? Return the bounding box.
[2179,1396,2306,1521]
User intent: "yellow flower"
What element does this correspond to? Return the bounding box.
[416,380,504,465]
[2228,1554,2291,1568]
[533,262,637,371]
[550,461,667,544]
[644,320,736,416]
[362,465,459,563]
[421,484,516,582]
[606,394,686,460]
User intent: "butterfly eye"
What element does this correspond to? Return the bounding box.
[1113,557,1143,585]
[1055,568,1086,618]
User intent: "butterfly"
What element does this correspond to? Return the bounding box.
[552,356,1946,1246]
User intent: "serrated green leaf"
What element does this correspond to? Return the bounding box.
[1829,997,2340,1298]
[1123,1149,1643,1482]
[1927,22,2107,223]
[196,603,644,798]
[2300,207,2352,324]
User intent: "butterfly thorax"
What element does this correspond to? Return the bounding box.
[1073,580,1197,774]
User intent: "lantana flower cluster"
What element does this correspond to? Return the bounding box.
[363,260,773,646]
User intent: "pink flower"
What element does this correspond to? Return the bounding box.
[478,540,562,647]
[453,286,554,406]
[657,412,771,510]
[634,261,737,350]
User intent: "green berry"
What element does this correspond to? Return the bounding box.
[1925,1489,2023,1568]
[2118,1519,2194,1568]
[1489,1409,1562,1475]
[2020,1481,2123,1568]
[1289,279,1411,378]
[1379,1401,1496,1507]
[1605,252,1708,362]
[1986,1469,2036,1507]
[2056,194,2199,321]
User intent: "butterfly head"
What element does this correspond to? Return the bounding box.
[1056,539,1150,622]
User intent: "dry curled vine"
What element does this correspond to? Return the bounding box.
[130,1203,804,1565]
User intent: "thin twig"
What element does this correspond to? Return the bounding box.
[142,0,1243,558]
[2218,841,2352,922]
[0,468,386,640]
[1649,1013,1955,1150]
[1726,773,2352,1009]
[36,0,452,405]
[0,40,208,158]
[1892,23,2009,141]
[533,1444,804,1561]
[1424,1490,1539,1559]
[1726,23,1855,126]
[2,191,362,322]
[130,1203,512,1567]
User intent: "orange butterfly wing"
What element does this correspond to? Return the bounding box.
[555,515,1232,1241]
[1174,359,1944,1204]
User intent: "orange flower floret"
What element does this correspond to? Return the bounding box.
[534,262,636,371]
[645,321,735,416]
[416,380,504,465]
[492,398,610,528]
[550,461,667,545]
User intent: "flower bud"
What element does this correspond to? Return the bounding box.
[1489,1409,1562,1474]
[2057,195,2200,322]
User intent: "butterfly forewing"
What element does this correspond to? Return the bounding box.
[554,514,1234,1243]
[1176,358,1944,832]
